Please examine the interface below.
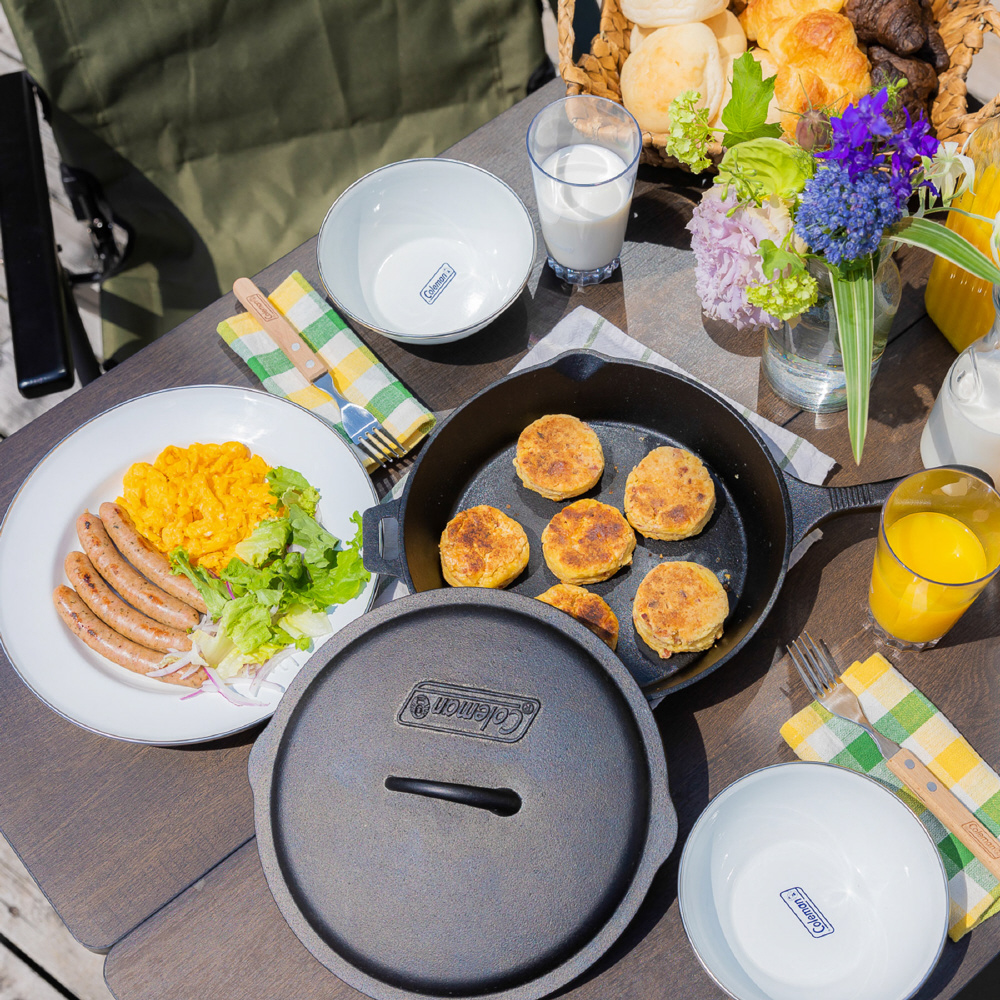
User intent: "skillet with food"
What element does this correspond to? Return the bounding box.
[363,351,899,698]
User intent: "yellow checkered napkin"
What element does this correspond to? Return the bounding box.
[217,272,435,470]
[781,653,1000,941]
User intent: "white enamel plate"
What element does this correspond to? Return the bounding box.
[678,761,950,1000]
[0,386,378,745]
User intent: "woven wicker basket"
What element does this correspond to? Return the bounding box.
[556,0,1000,169]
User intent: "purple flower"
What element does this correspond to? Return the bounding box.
[795,161,901,265]
[818,90,940,206]
[687,186,786,331]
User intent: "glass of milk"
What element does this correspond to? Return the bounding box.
[526,95,642,285]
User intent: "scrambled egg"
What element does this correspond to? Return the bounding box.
[119,441,274,572]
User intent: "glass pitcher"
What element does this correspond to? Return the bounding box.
[921,285,1000,485]
[923,116,1000,352]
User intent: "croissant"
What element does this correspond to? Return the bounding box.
[771,12,871,136]
[739,0,844,50]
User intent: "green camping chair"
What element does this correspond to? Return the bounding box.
[0,0,549,393]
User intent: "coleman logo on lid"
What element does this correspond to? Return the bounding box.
[398,681,539,742]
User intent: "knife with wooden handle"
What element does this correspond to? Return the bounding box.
[885,748,1000,880]
[232,277,335,389]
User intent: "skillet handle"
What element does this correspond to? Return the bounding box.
[362,497,407,578]
[784,464,995,545]
[783,473,901,546]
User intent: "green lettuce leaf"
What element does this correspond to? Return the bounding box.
[168,548,229,620]
[234,518,291,567]
[267,466,320,516]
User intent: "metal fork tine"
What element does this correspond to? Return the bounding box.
[358,436,388,467]
[789,637,821,695]
[363,433,394,463]
[802,631,840,690]
[787,640,820,701]
[371,427,407,458]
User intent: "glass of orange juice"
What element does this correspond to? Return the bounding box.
[869,467,1000,649]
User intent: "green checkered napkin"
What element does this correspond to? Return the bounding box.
[782,652,1000,940]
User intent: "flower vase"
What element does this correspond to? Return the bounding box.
[761,257,902,412]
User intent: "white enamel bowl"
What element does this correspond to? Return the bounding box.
[316,158,536,345]
[678,762,949,1000]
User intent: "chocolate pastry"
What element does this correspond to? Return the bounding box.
[844,0,927,56]
[869,44,939,122]
[918,0,950,73]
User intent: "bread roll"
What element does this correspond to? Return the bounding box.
[630,23,655,52]
[705,9,748,59]
[621,22,725,132]
[749,48,783,124]
[710,55,736,127]
[622,0,727,28]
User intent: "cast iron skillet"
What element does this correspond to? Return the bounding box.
[363,351,899,699]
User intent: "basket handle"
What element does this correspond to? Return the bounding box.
[557,0,585,93]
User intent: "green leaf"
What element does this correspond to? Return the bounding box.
[234,518,291,567]
[168,548,229,620]
[266,466,320,516]
[828,260,875,465]
[720,52,783,147]
[757,239,807,281]
[887,216,1000,283]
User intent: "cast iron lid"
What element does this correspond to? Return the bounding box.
[249,588,676,1000]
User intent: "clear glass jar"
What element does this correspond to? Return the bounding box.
[761,255,902,412]
[921,284,1000,485]
[924,116,1000,352]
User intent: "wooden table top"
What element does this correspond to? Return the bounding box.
[1,78,997,998]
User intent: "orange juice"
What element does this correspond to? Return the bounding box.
[869,511,989,644]
[924,117,1000,352]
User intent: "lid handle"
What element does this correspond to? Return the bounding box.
[385,776,521,817]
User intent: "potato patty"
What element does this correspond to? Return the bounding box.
[624,446,716,541]
[439,505,530,588]
[536,583,620,650]
[632,561,728,659]
[541,499,636,585]
[513,414,605,501]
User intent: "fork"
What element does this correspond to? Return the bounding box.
[789,631,1000,881]
[233,278,407,467]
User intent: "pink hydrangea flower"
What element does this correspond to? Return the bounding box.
[686,185,787,332]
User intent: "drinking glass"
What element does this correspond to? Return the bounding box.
[526,95,642,286]
[868,467,1000,649]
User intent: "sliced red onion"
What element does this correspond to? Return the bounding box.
[248,650,294,696]
[179,661,205,680]
[255,679,286,695]
[180,688,206,700]
[225,581,235,599]
[148,647,207,678]
[204,666,268,707]
[147,657,190,678]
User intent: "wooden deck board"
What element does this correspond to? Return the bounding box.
[0,837,112,1000]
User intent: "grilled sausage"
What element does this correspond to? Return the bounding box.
[53,586,206,688]
[76,512,201,631]
[65,551,192,653]
[99,502,207,613]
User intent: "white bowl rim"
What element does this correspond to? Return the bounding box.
[676,760,951,1000]
[315,157,537,342]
